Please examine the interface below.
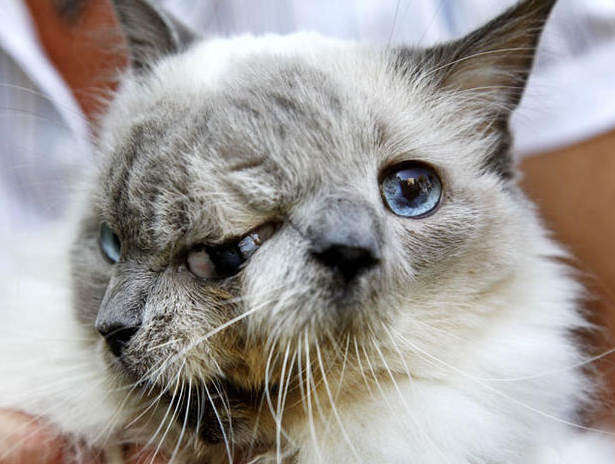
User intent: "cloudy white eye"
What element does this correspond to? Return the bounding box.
[186,246,217,279]
[186,223,277,279]
[380,162,442,218]
[99,222,121,263]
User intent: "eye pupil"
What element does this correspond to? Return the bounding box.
[380,163,442,218]
[99,222,121,263]
[400,175,419,201]
[237,234,258,259]
[206,245,244,278]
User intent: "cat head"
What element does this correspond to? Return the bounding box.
[70,0,558,451]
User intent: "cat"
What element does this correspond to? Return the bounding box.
[1,0,614,462]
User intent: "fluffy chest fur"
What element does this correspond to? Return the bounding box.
[1,1,614,463]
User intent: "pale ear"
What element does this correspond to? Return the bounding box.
[111,0,197,71]
[431,0,557,112]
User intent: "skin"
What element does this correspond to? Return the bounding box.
[0,410,166,464]
[21,0,127,122]
[0,410,67,464]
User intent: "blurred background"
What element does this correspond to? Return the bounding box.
[0,0,614,427]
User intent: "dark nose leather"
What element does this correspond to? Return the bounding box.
[312,243,379,283]
[97,324,139,358]
[96,265,146,358]
[308,200,381,283]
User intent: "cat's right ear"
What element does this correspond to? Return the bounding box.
[111,0,197,72]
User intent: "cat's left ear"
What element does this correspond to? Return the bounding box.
[111,0,197,72]
[397,0,556,176]
[433,0,556,106]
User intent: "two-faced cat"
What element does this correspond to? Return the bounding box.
[1,0,614,462]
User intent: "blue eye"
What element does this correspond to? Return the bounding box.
[380,162,442,218]
[99,222,121,263]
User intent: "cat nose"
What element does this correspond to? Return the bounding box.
[307,200,382,283]
[97,323,140,358]
[96,267,146,358]
[312,242,380,283]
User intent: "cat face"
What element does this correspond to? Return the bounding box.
[70,0,557,452]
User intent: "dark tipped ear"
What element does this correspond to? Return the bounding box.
[111,0,197,71]
[433,0,557,111]
[394,0,556,178]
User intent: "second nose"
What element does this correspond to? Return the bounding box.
[97,324,140,358]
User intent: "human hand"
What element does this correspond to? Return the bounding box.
[0,410,166,464]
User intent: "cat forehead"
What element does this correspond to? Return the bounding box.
[100,30,472,176]
[96,32,490,246]
[101,32,380,163]
[101,29,484,161]
[104,31,419,133]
